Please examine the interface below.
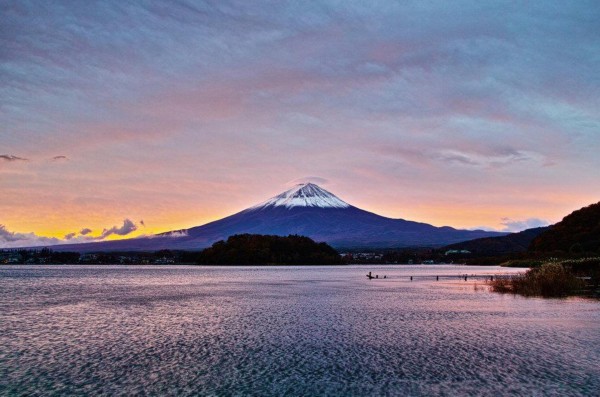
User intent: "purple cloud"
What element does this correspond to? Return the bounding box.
[63,232,76,240]
[1,155,27,162]
[99,219,137,239]
[0,221,140,248]
[433,148,541,168]
[0,225,60,248]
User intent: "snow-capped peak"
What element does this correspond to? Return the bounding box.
[251,183,350,209]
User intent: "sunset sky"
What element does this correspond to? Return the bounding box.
[2,1,600,247]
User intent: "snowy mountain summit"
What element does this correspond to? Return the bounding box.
[252,183,350,209]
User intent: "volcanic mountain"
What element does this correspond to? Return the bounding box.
[53,183,505,252]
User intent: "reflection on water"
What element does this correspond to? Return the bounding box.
[1,265,598,396]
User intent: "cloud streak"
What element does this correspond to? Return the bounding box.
[287,176,329,186]
[99,219,137,239]
[0,225,60,248]
[0,219,141,248]
[1,155,28,162]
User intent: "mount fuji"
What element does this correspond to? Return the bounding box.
[52,183,505,252]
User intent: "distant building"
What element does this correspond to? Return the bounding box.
[444,249,471,256]
[79,254,98,263]
[154,257,175,264]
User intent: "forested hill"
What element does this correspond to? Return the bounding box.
[197,234,343,265]
[443,227,549,255]
[530,202,600,253]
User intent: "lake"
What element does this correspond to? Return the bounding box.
[1,265,598,396]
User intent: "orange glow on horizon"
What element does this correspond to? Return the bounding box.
[4,192,597,243]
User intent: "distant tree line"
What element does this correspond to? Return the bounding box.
[1,235,343,266]
[0,247,80,264]
[0,248,199,265]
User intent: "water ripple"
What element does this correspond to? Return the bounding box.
[1,265,598,396]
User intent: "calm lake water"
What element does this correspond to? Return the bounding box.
[1,265,598,396]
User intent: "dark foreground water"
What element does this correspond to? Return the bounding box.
[0,265,598,396]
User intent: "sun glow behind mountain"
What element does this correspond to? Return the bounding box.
[35,183,505,252]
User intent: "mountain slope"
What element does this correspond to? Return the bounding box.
[530,201,600,252]
[443,227,549,255]
[51,183,506,252]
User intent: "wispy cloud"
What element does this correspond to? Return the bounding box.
[52,155,68,161]
[63,232,76,240]
[433,148,542,168]
[287,176,329,186]
[0,219,141,248]
[162,230,188,238]
[500,217,550,233]
[0,225,60,248]
[99,219,138,239]
[0,155,27,162]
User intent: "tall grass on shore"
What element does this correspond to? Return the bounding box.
[489,263,585,297]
